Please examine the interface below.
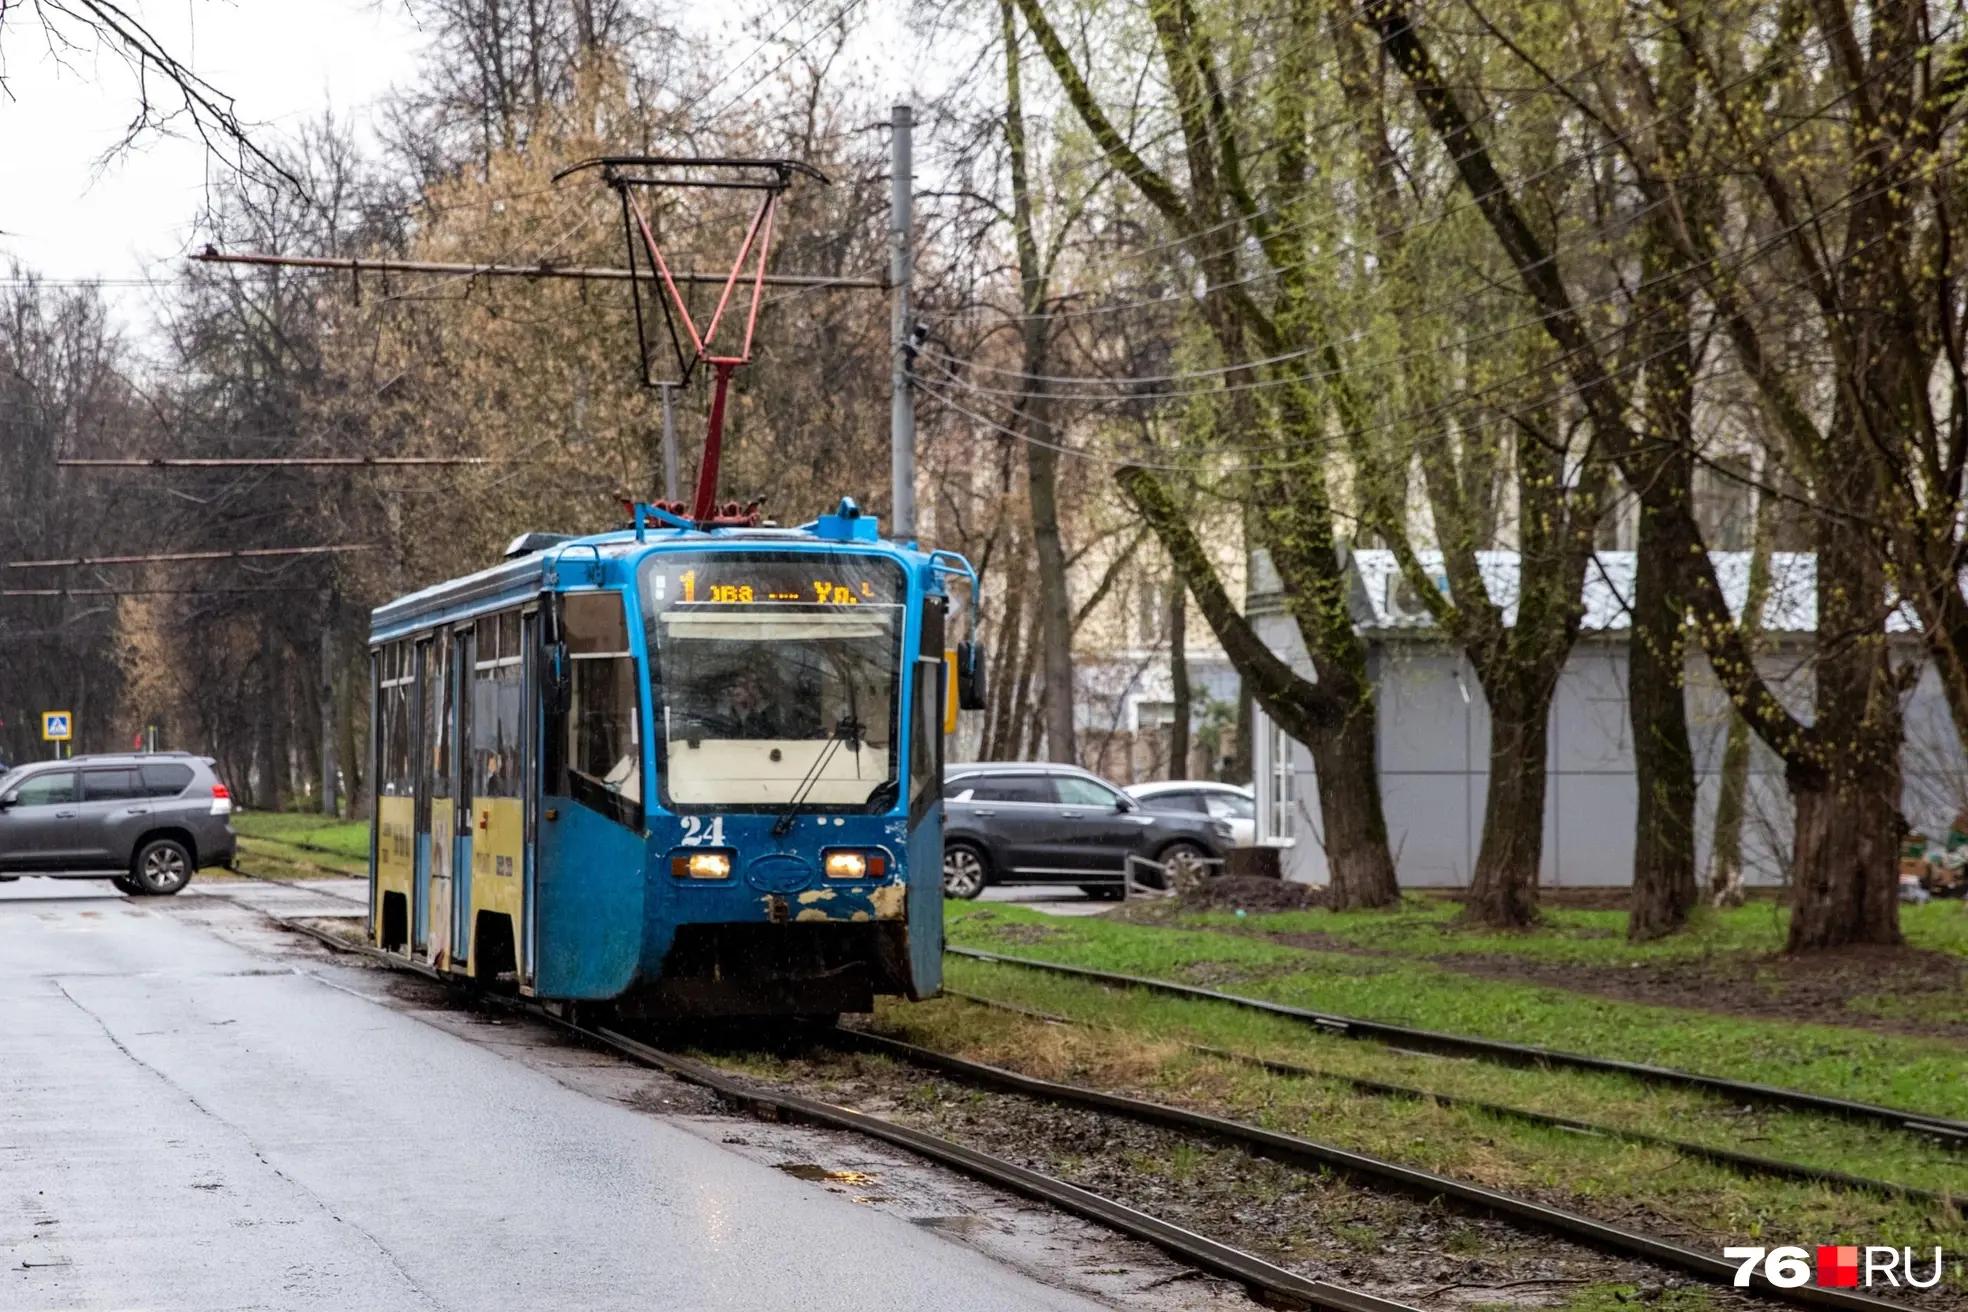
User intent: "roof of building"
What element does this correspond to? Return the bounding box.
[1250,548,1922,636]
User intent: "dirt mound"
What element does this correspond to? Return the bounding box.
[1442,942,1968,1040]
[1179,874,1327,912]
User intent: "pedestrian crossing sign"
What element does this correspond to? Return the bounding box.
[41,710,72,742]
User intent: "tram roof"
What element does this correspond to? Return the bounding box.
[368,521,919,643]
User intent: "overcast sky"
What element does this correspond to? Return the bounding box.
[2,2,922,334]
[2,1,426,307]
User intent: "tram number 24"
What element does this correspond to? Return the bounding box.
[679,815,728,847]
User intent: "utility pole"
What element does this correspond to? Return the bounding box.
[658,382,680,502]
[890,103,916,541]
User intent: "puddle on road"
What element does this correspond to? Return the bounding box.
[775,1162,877,1185]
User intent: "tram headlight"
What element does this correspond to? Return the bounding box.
[824,850,886,879]
[673,851,733,879]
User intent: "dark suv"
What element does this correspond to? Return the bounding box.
[0,753,236,895]
[941,762,1231,899]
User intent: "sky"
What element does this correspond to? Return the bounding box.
[1,2,426,315]
[0,1,924,335]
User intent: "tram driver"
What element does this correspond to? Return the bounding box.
[723,670,784,739]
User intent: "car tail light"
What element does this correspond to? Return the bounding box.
[210,782,233,817]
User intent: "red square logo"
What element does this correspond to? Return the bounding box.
[1817,1246,1860,1288]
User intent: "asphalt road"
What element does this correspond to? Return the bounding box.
[0,881,1139,1312]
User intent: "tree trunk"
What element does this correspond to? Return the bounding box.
[1001,0,1075,766]
[1306,690,1400,908]
[1709,715,1752,906]
[1227,509,1257,784]
[1228,676,1259,778]
[338,656,363,816]
[983,561,1028,759]
[1027,438,1075,763]
[1628,196,1700,940]
[1168,582,1191,777]
[1466,685,1549,927]
[1628,499,1698,939]
[1708,499,1775,906]
[256,629,281,810]
[1788,763,1903,949]
[1786,525,1903,950]
[319,614,339,818]
[1115,463,1397,904]
[1008,611,1045,758]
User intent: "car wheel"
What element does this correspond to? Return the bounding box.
[1156,841,1210,886]
[942,843,989,900]
[132,838,193,896]
[111,875,145,896]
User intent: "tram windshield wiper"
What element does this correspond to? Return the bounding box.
[772,714,863,838]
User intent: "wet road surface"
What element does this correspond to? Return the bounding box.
[0,881,1205,1312]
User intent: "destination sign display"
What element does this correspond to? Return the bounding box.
[646,555,902,608]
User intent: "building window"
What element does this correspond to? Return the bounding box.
[1267,719,1297,844]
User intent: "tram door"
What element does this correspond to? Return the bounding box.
[452,626,474,971]
[521,609,540,985]
[419,631,459,967]
[411,638,431,954]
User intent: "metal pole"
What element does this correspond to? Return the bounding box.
[889,103,916,541]
[659,383,680,502]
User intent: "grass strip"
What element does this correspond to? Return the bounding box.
[864,992,1968,1300]
[945,903,1968,1122]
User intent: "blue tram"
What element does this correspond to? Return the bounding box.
[366,499,982,1017]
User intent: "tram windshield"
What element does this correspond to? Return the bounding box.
[641,552,905,810]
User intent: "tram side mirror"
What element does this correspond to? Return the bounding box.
[956,639,987,711]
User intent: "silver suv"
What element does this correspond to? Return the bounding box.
[0,753,237,895]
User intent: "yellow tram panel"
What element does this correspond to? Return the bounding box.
[469,796,527,983]
[374,795,415,949]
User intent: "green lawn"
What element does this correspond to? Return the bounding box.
[868,987,1968,1287]
[1181,894,1968,963]
[944,901,1968,1122]
[230,812,370,877]
[232,811,372,862]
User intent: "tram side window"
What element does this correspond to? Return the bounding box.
[909,604,944,822]
[472,611,523,800]
[552,593,641,827]
[379,642,414,797]
[910,661,940,821]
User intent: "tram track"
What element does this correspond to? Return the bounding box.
[256,907,1420,1312]
[251,905,1944,1312]
[949,948,1968,1147]
[217,869,1961,1206]
[937,988,1958,1212]
[802,1024,1932,1312]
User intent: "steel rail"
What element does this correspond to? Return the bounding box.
[818,1026,1923,1312]
[579,1023,1416,1312]
[949,948,1968,1145]
[258,912,1415,1312]
[939,988,1957,1212]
